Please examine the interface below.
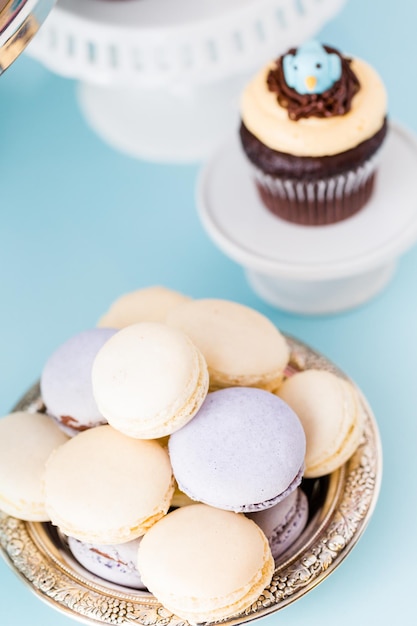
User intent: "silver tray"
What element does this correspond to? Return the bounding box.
[0,335,382,625]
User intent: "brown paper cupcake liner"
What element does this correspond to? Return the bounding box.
[253,153,380,226]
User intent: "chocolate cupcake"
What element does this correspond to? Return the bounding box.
[240,40,388,226]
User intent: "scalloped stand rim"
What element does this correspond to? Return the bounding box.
[26,0,346,162]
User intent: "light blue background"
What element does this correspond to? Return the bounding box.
[1,0,416,624]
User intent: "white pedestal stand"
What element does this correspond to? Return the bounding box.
[26,0,346,162]
[198,124,417,314]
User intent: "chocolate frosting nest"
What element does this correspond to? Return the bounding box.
[267,46,360,121]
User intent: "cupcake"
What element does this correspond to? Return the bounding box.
[239,40,388,225]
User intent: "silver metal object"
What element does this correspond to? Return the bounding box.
[0,0,55,74]
[0,335,382,625]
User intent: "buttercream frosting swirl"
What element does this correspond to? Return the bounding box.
[267,46,360,121]
[240,57,387,157]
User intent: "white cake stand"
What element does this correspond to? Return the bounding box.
[26,0,346,162]
[198,123,417,314]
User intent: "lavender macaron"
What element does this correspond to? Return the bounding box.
[247,488,309,560]
[67,536,146,589]
[41,328,116,435]
[169,387,306,512]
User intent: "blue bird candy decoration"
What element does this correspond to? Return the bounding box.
[283,40,342,95]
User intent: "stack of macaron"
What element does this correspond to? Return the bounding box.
[0,285,366,624]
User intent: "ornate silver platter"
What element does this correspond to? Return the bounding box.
[0,335,382,625]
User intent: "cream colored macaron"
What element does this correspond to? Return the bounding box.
[92,322,209,439]
[137,504,274,624]
[166,298,289,391]
[0,412,68,521]
[44,425,174,544]
[97,286,191,328]
[171,484,196,508]
[277,369,365,478]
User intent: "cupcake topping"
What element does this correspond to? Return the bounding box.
[267,41,360,121]
[283,41,342,95]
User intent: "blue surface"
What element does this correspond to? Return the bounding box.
[1,0,417,624]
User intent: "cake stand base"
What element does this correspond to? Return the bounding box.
[246,262,397,315]
[198,123,417,315]
[77,78,245,163]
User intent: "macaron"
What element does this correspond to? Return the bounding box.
[277,369,365,478]
[67,535,146,590]
[247,488,309,560]
[40,328,117,435]
[92,322,209,439]
[44,425,174,544]
[168,387,306,512]
[171,484,195,508]
[0,412,68,521]
[137,504,274,624]
[166,298,289,391]
[97,285,191,328]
